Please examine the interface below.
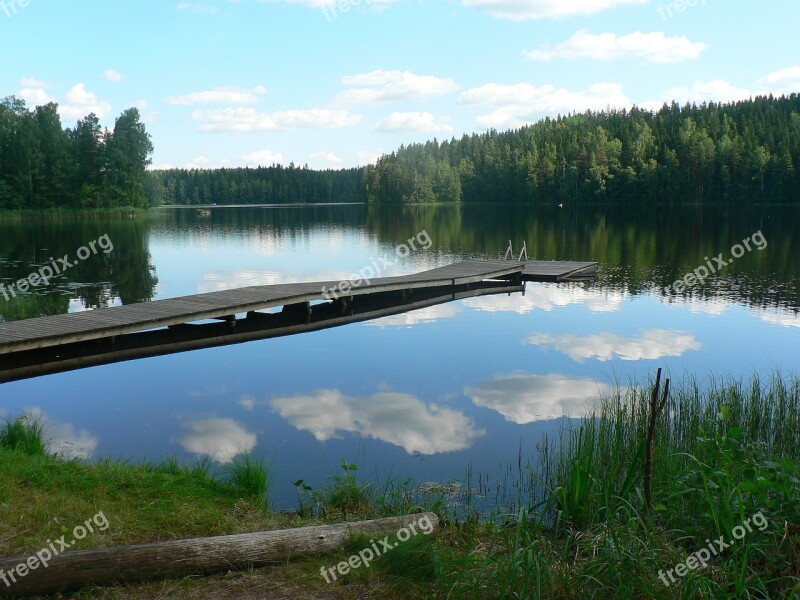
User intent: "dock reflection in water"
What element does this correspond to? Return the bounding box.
[0,280,523,383]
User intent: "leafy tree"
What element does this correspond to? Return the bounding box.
[0,97,154,210]
[365,94,800,205]
[105,108,154,208]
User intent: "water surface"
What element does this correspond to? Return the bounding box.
[1,204,798,508]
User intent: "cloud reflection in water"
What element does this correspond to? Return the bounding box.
[465,373,610,424]
[269,389,484,454]
[526,329,702,362]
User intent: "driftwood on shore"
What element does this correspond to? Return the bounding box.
[0,512,439,597]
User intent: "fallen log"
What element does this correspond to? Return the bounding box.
[0,512,439,597]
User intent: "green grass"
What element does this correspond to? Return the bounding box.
[314,460,374,518]
[441,372,800,599]
[226,452,270,504]
[0,415,46,456]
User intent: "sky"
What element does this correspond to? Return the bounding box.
[2,0,799,170]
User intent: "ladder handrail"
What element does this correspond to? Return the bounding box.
[505,240,528,261]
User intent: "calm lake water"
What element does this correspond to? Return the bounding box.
[1,204,798,508]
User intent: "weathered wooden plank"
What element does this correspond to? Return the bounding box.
[478,259,598,282]
[0,512,439,596]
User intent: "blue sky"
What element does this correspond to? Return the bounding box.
[2,0,799,170]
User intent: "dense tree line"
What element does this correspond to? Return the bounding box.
[6,94,799,209]
[150,164,367,205]
[364,95,800,204]
[0,97,153,209]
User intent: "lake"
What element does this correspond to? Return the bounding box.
[1,203,798,509]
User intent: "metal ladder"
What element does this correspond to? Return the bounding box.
[504,240,528,262]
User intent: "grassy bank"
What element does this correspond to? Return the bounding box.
[1,372,799,598]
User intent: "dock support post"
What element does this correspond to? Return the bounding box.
[281,301,312,324]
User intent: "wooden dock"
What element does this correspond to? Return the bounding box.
[516,260,598,282]
[0,260,596,359]
[0,281,523,383]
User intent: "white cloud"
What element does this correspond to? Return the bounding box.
[640,66,799,113]
[103,69,124,82]
[257,0,401,14]
[20,77,48,88]
[166,85,268,105]
[23,407,99,460]
[463,283,625,314]
[641,80,753,111]
[269,389,484,454]
[374,111,454,133]
[364,303,461,327]
[460,82,630,129]
[149,162,176,170]
[462,0,646,20]
[526,329,702,362]
[761,310,800,329]
[757,65,800,95]
[243,149,285,166]
[59,83,112,120]
[337,69,459,104]
[526,30,708,63]
[176,416,257,463]
[17,85,54,106]
[192,107,361,132]
[357,148,384,165]
[238,395,257,411]
[131,99,159,125]
[660,294,731,316]
[17,78,55,106]
[308,151,344,168]
[184,155,211,169]
[466,373,609,424]
[196,270,297,293]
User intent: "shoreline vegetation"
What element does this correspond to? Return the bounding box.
[2,371,798,598]
[0,206,148,220]
[4,95,799,212]
[147,94,800,207]
[363,95,800,205]
[0,98,152,211]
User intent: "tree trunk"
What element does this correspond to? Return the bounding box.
[0,512,439,597]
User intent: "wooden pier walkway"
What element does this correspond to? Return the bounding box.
[0,281,524,383]
[516,260,598,282]
[0,259,596,358]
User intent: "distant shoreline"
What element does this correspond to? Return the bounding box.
[156,202,366,209]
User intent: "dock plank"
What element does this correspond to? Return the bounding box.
[0,259,596,355]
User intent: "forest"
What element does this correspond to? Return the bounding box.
[149,164,366,205]
[364,95,800,204]
[3,94,799,209]
[0,97,153,210]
